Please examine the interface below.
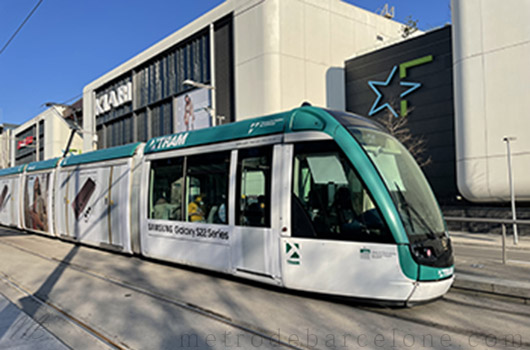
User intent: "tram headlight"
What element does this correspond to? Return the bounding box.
[411,245,436,261]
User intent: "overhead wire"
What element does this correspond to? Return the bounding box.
[0,0,44,56]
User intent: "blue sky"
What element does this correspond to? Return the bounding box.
[0,0,451,125]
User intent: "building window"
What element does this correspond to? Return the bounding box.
[134,30,211,110]
[15,125,37,166]
[38,120,44,161]
[135,110,148,142]
[150,101,173,138]
[96,126,104,149]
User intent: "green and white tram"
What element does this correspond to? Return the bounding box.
[0,106,453,304]
[140,106,454,304]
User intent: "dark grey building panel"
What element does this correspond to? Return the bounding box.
[214,15,235,125]
[345,26,456,203]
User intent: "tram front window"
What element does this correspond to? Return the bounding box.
[349,127,446,242]
[291,142,392,243]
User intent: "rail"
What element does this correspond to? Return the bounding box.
[444,216,530,264]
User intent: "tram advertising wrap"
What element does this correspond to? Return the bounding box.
[72,177,96,220]
[0,184,8,212]
[24,173,50,233]
[0,169,22,228]
[0,181,10,226]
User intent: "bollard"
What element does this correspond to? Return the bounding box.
[501,224,507,264]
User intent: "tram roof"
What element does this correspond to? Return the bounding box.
[26,158,61,172]
[0,164,26,177]
[61,142,142,167]
[144,106,383,155]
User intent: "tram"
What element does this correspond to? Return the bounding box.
[0,106,453,305]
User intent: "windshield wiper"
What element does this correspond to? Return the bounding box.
[393,182,436,240]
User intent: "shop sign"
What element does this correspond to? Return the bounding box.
[95,82,132,116]
[17,136,34,149]
[368,55,433,117]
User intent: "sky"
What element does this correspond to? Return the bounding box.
[0,0,451,126]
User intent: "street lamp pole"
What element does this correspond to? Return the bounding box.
[503,136,518,245]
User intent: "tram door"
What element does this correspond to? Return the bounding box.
[231,145,281,280]
[66,167,111,245]
[108,164,131,248]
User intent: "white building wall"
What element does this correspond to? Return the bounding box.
[83,0,404,150]
[234,0,404,119]
[45,110,84,159]
[452,0,530,202]
[0,129,13,169]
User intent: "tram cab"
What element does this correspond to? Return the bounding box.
[139,106,454,304]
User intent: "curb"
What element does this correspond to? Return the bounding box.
[451,240,530,251]
[452,274,530,303]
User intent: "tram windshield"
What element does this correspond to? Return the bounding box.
[349,127,445,240]
[291,141,393,243]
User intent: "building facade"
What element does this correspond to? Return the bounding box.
[12,107,83,166]
[83,0,406,151]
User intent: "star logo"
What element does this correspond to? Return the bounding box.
[368,55,433,117]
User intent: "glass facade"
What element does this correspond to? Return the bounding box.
[95,29,213,149]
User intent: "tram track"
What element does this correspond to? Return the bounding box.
[0,237,309,350]
[1,233,529,350]
[0,271,127,350]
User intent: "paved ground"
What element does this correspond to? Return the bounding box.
[0,293,69,350]
[451,231,530,300]
[0,227,529,350]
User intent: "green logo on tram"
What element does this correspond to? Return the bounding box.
[286,242,300,265]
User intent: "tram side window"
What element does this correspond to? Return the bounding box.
[149,157,184,221]
[291,142,393,243]
[236,147,272,228]
[185,151,230,224]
